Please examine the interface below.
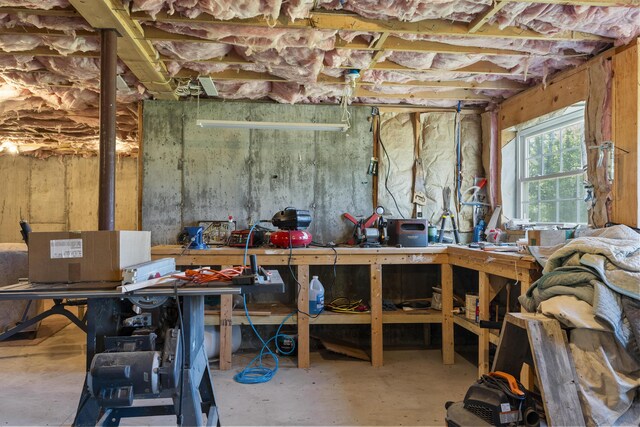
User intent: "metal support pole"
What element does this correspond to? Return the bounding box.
[99,29,117,231]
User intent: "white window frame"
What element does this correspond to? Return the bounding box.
[516,109,587,224]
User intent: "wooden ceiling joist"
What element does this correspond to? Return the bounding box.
[173,69,527,91]
[371,60,515,75]
[68,0,176,100]
[354,87,492,101]
[133,10,611,42]
[0,47,98,58]
[468,1,510,33]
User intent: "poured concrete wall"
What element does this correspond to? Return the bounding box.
[0,156,138,242]
[142,100,373,245]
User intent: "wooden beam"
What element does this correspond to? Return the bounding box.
[134,10,610,42]
[382,36,529,57]
[0,7,80,17]
[355,87,493,101]
[509,0,639,5]
[0,46,98,57]
[468,1,510,33]
[373,60,516,75]
[68,0,176,100]
[0,26,95,37]
[174,69,528,90]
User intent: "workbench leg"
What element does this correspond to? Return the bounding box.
[519,278,535,390]
[297,264,310,369]
[478,272,491,377]
[370,263,383,367]
[219,294,233,371]
[441,263,455,365]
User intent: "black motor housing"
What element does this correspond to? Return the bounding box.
[271,208,312,230]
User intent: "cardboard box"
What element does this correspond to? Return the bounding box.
[527,229,574,247]
[29,231,151,283]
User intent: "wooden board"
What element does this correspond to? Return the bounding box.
[297,264,310,368]
[370,263,383,367]
[611,42,639,227]
[316,336,370,362]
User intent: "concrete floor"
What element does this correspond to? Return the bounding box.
[0,322,477,426]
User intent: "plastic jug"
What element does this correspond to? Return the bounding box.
[309,276,325,315]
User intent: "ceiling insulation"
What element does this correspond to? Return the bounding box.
[0,0,638,156]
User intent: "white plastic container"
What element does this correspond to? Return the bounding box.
[309,276,325,315]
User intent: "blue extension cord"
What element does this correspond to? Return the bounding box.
[234,222,297,384]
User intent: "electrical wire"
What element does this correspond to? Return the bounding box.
[324,297,370,313]
[234,221,298,384]
[233,294,296,384]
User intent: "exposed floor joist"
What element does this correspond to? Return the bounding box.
[67,0,176,100]
[173,69,528,90]
[468,1,510,33]
[132,10,611,42]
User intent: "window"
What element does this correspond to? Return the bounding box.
[517,109,587,224]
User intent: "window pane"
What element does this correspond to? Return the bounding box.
[562,148,582,172]
[578,203,588,224]
[542,130,561,155]
[539,201,557,222]
[543,153,561,174]
[527,181,539,202]
[559,176,577,199]
[562,123,583,150]
[527,157,541,177]
[540,179,556,201]
[559,200,578,222]
[523,202,539,222]
[528,135,542,157]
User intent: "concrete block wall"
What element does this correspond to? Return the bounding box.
[0,156,138,242]
[142,100,373,245]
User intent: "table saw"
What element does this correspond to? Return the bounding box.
[0,268,285,427]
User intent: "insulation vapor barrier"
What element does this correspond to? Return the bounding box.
[377,112,483,233]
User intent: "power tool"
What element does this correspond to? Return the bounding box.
[270,208,313,248]
[343,206,388,247]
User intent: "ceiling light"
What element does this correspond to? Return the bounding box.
[198,76,218,97]
[1,141,19,154]
[196,120,348,132]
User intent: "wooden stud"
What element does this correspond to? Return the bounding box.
[370,263,383,367]
[611,42,639,227]
[219,293,233,370]
[478,271,491,376]
[354,87,493,101]
[441,263,455,364]
[297,264,310,368]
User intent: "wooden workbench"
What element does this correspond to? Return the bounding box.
[151,245,540,375]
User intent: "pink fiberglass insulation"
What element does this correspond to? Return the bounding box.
[148,22,336,52]
[317,0,492,22]
[153,40,232,61]
[235,46,326,82]
[396,34,607,56]
[0,0,69,9]
[131,0,284,20]
[324,49,375,70]
[213,80,271,99]
[0,13,93,33]
[494,4,640,43]
[0,34,99,56]
[131,0,315,21]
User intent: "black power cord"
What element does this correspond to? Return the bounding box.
[375,112,406,219]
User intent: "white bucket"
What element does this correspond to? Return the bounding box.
[203,325,242,359]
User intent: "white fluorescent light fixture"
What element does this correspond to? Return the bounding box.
[198,76,218,97]
[196,120,349,132]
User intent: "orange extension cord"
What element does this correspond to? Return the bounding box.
[172,267,245,284]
